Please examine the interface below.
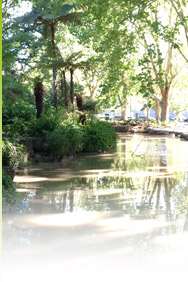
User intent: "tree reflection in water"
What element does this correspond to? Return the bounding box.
[3,134,188,282]
[14,135,188,233]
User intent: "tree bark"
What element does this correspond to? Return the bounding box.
[155,98,160,121]
[121,105,126,120]
[61,70,68,107]
[70,68,74,104]
[161,89,170,121]
[90,88,95,97]
[63,70,68,106]
[51,22,58,110]
[60,71,64,101]
[34,82,44,118]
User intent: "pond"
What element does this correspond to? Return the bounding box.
[3,134,188,282]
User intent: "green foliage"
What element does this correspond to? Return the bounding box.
[47,119,117,157]
[46,121,84,158]
[28,109,62,137]
[82,97,98,113]
[2,140,25,170]
[2,169,18,203]
[3,99,35,137]
[82,120,117,152]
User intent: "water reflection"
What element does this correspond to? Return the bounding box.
[3,134,188,282]
[9,135,188,226]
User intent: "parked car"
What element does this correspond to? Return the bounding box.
[138,116,148,121]
[114,116,121,121]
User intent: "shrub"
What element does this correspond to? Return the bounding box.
[2,169,18,203]
[2,140,24,171]
[46,121,84,158]
[3,99,35,137]
[82,120,117,152]
[28,109,61,138]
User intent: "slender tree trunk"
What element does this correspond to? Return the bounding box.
[155,98,160,121]
[146,107,150,120]
[89,80,98,97]
[61,70,68,107]
[62,70,68,106]
[60,71,64,101]
[70,68,74,104]
[51,22,58,110]
[90,88,95,97]
[34,82,44,118]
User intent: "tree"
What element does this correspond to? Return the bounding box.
[134,1,187,121]
[34,80,44,118]
[15,1,82,110]
[2,0,36,101]
[168,0,188,64]
[72,0,157,117]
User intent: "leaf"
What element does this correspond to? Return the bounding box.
[58,4,75,17]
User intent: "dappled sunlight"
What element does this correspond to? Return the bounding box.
[30,211,99,227]
[16,188,36,193]
[81,170,172,178]
[14,173,78,183]
[80,169,110,173]
[14,176,49,183]
[93,189,123,196]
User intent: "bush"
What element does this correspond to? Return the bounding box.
[82,120,117,152]
[28,109,61,138]
[2,169,18,203]
[3,99,35,137]
[2,140,24,171]
[46,121,84,158]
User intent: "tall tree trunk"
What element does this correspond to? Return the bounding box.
[146,107,150,120]
[60,71,64,102]
[76,94,83,111]
[70,68,74,104]
[63,70,68,106]
[161,89,170,121]
[121,105,126,120]
[61,70,68,107]
[155,98,160,121]
[34,82,44,118]
[51,22,58,110]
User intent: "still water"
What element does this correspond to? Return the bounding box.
[3,134,188,282]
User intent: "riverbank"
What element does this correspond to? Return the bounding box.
[113,122,188,141]
[146,125,188,140]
